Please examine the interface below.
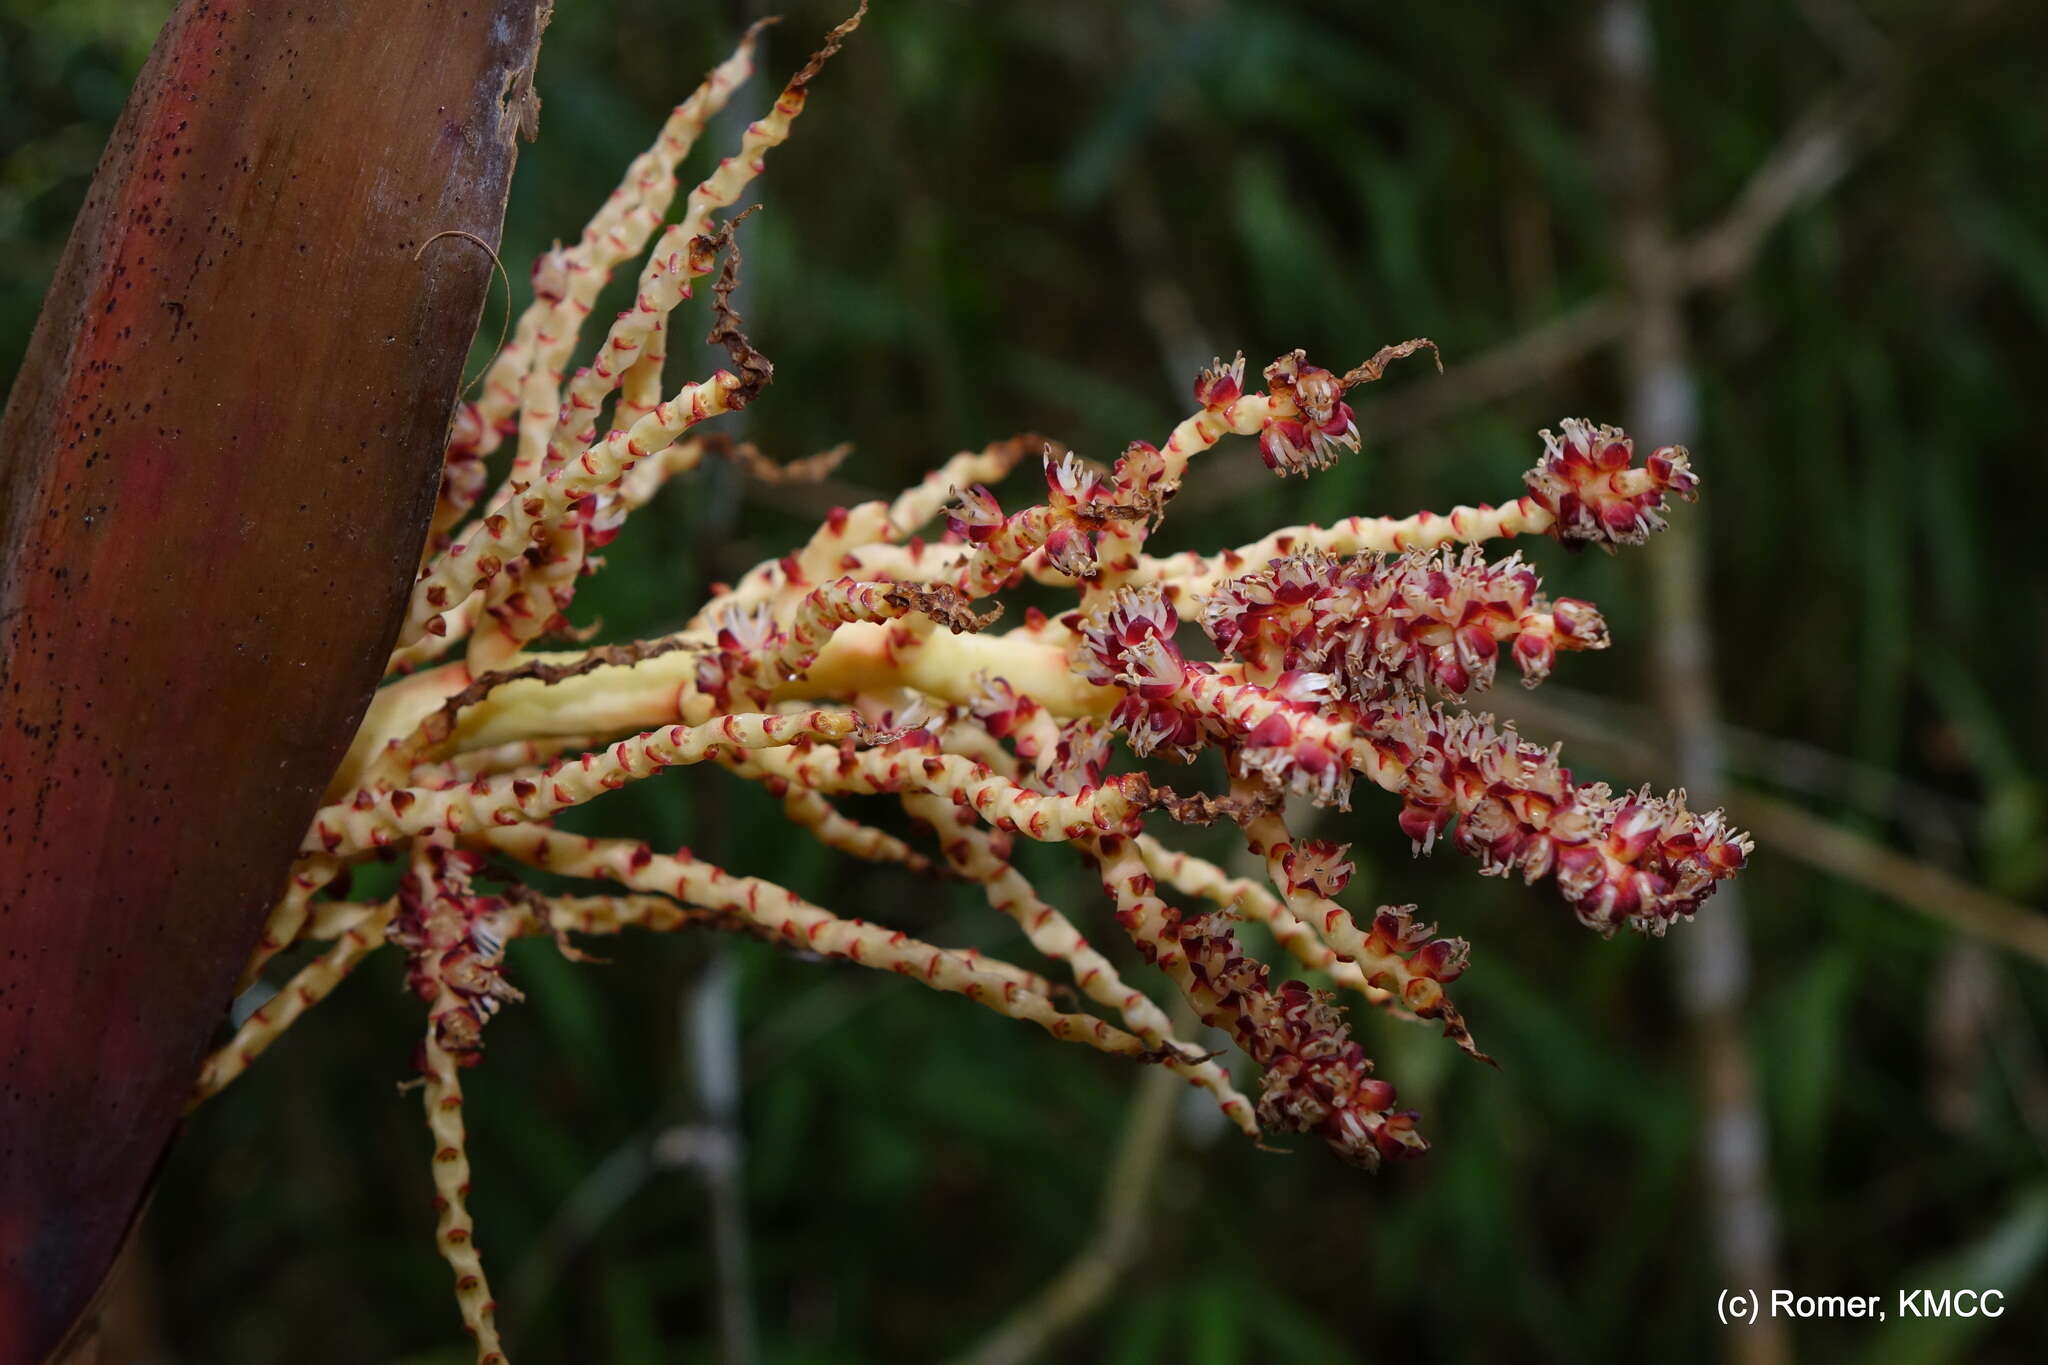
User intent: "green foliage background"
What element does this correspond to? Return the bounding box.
[5,0,2047,1360]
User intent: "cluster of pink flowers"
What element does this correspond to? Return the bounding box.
[390,845,523,1065]
[949,445,1165,585]
[1253,351,1363,474]
[1058,400,1746,938]
[694,604,782,707]
[1379,704,1753,933]
[1202,545,1608,698]
[1177,912,1425,1166]
[1076,587,1207,760]
[1528,417,1702,546]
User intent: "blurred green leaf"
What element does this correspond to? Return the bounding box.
[1763,948,1857,1173]
[1861,1184,2048,1365]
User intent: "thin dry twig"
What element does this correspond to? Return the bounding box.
[1531,684,1978,838]
[1735,793,2048,968]
[945,1033,1185,1365]
[1177,58,1889,518]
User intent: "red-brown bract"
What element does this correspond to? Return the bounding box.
[187,8,1748,1361]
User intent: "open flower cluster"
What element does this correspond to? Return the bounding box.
[1200,545,1609,697]
[188,10,1749,1360]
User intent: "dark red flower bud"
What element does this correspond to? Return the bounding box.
[1194,352,1246,409]
[1259,418,1313,474]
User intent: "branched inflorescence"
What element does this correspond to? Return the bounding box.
[189,9,1749,1359]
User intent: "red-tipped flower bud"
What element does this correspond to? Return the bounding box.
[1194,352,1246,409]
